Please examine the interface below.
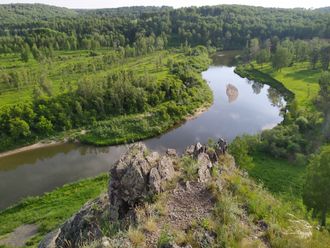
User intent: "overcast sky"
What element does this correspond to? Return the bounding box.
[0,0,329,9]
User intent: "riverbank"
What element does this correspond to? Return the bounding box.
[0,141,64,159]
[234,64,295,103]
[79,96,212,146]
[0,103,211,161]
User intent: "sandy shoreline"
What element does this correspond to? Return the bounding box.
[185,103,211,121]
[0,141,64,159]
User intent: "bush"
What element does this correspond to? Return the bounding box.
[229,136,254,170]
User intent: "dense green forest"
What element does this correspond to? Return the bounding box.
[0,4,329,53]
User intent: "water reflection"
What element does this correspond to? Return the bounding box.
[267,87,285,108]
[252,81,264,94]
[0,144,127,210]
[226,84,239,103]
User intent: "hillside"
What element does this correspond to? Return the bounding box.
[0,4,77,24]
[1,142,329,247]
[315,7,330,13]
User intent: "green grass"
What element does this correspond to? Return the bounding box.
[0,50,175,108]
[255,62,321,110]
[0,174,108,247]
[249,152,306,198]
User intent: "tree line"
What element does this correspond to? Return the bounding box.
[245,37,330,71]
[0,4,330,56]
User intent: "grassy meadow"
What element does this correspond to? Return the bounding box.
[254,62,321,110]
[0,49,174,108]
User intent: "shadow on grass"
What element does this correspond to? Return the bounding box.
[284,68,321,84]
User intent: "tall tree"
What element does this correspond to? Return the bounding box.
[256,49,271,66]
[20,44,30,62]
[320,46,330,71]
[271,46,292,71]
[303,145,330,226]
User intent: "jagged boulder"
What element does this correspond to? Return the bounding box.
[109,143,177,221]
[184,139,228,163]
[38,194,109,248]
[197,153,212,183]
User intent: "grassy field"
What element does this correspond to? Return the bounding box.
[254,62,321,110]
[0,49,174,108]
[249,152,306,198]
[0,174,108,247]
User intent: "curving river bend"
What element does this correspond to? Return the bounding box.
[0,52,285,210]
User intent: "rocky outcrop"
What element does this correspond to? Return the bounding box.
[109,143,177,221]
[185,138,228,163]
[39,140,229,248]
[197,153,213,183]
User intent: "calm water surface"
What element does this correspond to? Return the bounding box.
[0,53,285,210]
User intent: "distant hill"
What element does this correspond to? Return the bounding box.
[314,7,330,13]
[0,4,78,24]
[0,4,171,25]
[76,6,172,17]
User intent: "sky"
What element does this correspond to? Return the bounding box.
[0,0,329,9]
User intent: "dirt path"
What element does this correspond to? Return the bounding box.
[146,182,214,247]
[0,224,38,247]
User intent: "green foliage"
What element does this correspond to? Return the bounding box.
[250,152,306,197]
[303,145,330,226]
[157,228,173,247]
[256,49,271,65]
[0,49,212,152]
[229,136,254,170]
[180,156,199,181]
[0,4,329,54]
[320,46,330,71]
[20,45,30,62]
[272,46,292,71]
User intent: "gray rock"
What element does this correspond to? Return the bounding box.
[55,194,109,248]
[197,153,212,183]
[109,143,177,221]
[184,145,195,156]
[146,152,160,166]
[157,155,175,181]
[38,229,60,248]
[101,237,111,248]
[166,148,177,157]
[194,142,204,156]
[149,167,162,194]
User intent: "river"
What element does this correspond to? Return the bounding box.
[0,52,285,210]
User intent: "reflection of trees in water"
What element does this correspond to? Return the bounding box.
[246,79,253,85]
[0,143,78,172]
[78,146,111,156]
[251,81,264,95]
[267,88,284,108]
[226,84,239,103]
